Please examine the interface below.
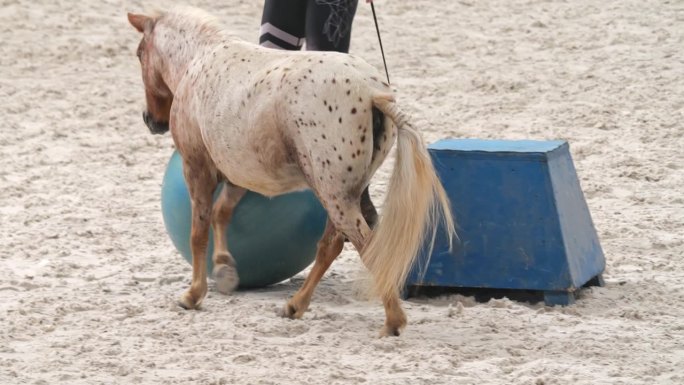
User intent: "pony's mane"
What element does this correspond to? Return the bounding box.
[157,6,224,36]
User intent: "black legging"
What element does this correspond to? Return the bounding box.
[260,0,359,53]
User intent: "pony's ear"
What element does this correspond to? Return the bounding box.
[128,13,150,33]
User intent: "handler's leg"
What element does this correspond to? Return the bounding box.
[260,0,308,50]
[305,0,359,53]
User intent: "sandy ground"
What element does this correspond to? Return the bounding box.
[1,0,683,384]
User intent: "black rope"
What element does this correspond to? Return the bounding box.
[370,2,390,84]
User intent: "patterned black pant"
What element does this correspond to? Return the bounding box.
[259,0,359,53]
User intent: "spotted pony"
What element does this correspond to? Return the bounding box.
[128,7,455,337]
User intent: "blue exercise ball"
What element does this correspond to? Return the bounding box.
[161,151,327,288]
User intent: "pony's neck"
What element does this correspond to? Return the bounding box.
[155,16,224,93]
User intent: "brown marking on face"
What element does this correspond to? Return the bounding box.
[130,14,173,132]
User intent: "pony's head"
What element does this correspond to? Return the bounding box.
[128,12,172,135]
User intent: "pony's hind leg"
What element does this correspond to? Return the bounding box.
[211,182,247,294]
[331,201,407,337]
[360,186,378,229]
[281,219,345,319]
[379,292,407,337]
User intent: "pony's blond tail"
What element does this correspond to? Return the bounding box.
[363,95,456,300]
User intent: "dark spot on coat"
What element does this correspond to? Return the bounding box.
[351,108,357,114]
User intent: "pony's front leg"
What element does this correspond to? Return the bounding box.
[178,164,218,310]
[211,182,246,294]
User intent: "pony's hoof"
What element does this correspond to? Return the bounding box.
[379,325,402,337]
[213,264,239,294]
[178,290,203,310]
[279,302,305,319]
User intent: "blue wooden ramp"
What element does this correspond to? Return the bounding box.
[406,139,605,306]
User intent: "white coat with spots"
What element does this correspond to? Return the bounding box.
[128,7,455,337]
